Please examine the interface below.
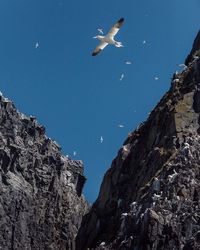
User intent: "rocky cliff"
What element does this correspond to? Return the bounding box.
[0,95,88,249]
[76,31,200,250]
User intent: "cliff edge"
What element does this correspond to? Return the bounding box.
[0,95,88,249]
[76,31,200,250]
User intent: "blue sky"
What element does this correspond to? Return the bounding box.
[0,0,200,203]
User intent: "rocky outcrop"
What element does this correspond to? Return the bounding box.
[76,31,200,250]
[0,94,88,249]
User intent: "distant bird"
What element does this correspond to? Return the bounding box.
[173,78,180,83]
[118,124,124,128]
[100,242,105,246]
[92,18,125,56]
[120,73,124,81]
[73,151,77,156]
[100,136,103,143]
[97,28,104,34]
[178,63,187,70]
[121,212,128,217]
[154,76,159,80]
[35,42,39,49]
[178,63,186,67]
[125,61,132,65]
[168,169,178,182]
[142,40,146,44]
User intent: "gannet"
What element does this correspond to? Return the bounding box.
[178,64,187,70]
[173,78,180,83]
[92,18,124,56]
[35,42,39,49]
[119,73,124,81]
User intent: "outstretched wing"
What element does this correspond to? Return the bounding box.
[108,18,124,38]
[92,42,108,56]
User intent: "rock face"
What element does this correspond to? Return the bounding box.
[0,95,88,249]
[76,31,200,250]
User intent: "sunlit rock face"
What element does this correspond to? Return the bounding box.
[76,31,200,250]
[0,95,88,250]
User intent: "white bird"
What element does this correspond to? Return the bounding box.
[100,242,105,246]
[123,145,129,152]
[118,124,124,128]
[35,42,39,49]
[173,78,180,83]
[73,151,77,156]
[121,213,128,217]
[100,136,103,143]
[120,73,124,81]
[142,40,146,44]
[168,169,178,182]
[92,18,125,56]
[125,61,132,65]
[154,76,159,80]
[97,28,104,34]
[178,64,187,70]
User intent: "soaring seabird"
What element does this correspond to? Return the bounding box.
[35,42,39,49]
[119,73,124,81]
[92,18,125,56]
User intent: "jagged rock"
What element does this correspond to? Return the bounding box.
[76,31,200,250]
[0,95,88,249]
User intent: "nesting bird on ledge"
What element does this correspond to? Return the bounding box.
[92,18,125,56]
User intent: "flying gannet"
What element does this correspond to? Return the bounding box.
[35,42,39,49]
[92,18,125,56]
[120,73,124,81]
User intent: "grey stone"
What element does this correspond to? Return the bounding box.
[76,30,200,250]
[0,96,89,249]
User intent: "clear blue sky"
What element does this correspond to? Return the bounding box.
[0,0,200,203]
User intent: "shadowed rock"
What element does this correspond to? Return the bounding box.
[76,30,200,250]
[0,96,88,249]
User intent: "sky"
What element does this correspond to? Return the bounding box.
[0,0,200,203]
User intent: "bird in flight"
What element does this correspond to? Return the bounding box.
[92,18,125,56]
[35,42,39,49]
[120,73,124,81]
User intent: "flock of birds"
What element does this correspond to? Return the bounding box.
[32,18,190,157]
[90,18,192,150]
[90,18,160,146]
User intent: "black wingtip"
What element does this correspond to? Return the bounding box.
[92,49,102,56]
